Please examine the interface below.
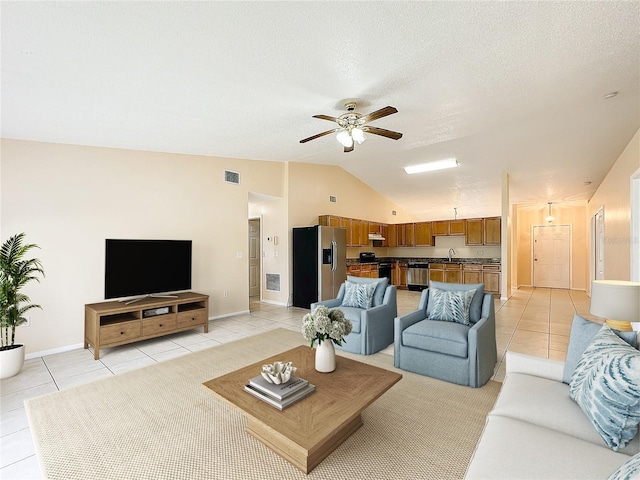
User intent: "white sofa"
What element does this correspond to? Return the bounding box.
[465,351,638,480]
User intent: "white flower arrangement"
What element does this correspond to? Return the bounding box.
[302,305,352,347]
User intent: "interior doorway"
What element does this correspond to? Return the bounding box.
[248,218,261,298]
[532,224,571,289]
[591,207,605,283]
[632,170,640,282]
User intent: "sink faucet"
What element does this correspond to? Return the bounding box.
[448,248,456,262]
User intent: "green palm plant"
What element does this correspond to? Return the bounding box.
[0,233,45,349]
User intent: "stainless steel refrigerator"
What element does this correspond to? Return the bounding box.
[292,225,347,309]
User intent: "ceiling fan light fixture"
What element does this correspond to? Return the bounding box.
[404,158,458,175]
[336,130,353,148]
[352,127,365,144]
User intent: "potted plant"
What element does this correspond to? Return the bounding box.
[0,233,44,379]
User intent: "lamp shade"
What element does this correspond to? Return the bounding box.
[590,280,640,330]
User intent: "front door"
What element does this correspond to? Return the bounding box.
[533,225,571,289]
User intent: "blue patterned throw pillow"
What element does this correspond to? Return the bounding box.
[569,324,640,452]
[341,281,377,309]
[607,452,640,480]
[429,288,476,325]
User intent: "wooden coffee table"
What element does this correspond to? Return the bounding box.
[203,345,402,473]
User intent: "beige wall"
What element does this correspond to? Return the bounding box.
[1,139,286,354]
[1,140,408,354]
[286,162,415,228]
[515,203,588,290]
[587,129,640,282]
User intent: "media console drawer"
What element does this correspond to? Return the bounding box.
[84,292,209,360]
[142,315,178,336]
[177,310,207,328]
[101,322,141,345]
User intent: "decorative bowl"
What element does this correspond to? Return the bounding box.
[261,361,296,384]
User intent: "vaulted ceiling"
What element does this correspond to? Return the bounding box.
[2,2,638,219]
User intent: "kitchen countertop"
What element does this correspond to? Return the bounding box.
[347,257,501,266]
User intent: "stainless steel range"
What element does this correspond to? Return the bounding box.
[407,262,429,291]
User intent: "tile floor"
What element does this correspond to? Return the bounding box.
[1,287,594,479]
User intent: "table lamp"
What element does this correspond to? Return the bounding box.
[590,280,640,332]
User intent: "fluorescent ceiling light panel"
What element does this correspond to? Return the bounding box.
[404,158,458,175]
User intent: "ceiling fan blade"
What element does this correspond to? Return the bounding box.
[300,128,341,143]
[344,143,354,153]
[361,106,398,123]
[364,126,403,140]
[312,114,341,123]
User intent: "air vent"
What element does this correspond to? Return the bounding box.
[329,195,337,203]
[266,273,281,292]
[224,170,240,184]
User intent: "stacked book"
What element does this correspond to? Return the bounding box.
[244,375,315,410]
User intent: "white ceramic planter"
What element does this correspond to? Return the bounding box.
[315,340,336,373]
[0,344,25,379]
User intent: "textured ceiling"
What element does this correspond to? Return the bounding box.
[2,1,639,220]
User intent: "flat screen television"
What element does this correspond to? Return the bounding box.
[105,239,192,300]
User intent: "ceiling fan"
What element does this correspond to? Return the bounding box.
[300,102,403,153]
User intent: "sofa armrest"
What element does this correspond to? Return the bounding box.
[310,298,342,310]
[505,351,565,382]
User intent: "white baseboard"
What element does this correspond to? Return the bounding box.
[208,310,250,321]
[259,299,288,307]
[26,343,85,360]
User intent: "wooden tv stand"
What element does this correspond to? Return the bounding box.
[84,292,209,360]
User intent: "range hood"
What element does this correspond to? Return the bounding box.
[368,233,386,241]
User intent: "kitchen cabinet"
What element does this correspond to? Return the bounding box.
[347,265,361,277]
[414,222,433,246]
[380,224,390,247]
[482,265,501,294]
[429,263,462,284]
[392,262,408,289]
[463,264,482,284]
[465,219,484,245]
[484,217,501,245]
[432,220,465,236]
[448,220,466,235]
[350,219,369,247]
[395,223,415,247]
[432,221,448,236]
[347,264,378,278]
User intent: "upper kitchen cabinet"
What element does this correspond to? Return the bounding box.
[395,223,415,247]
[414,222,433,246]
[484,217,501,245]
[465,218,484,245]
[448,219,466,235]
[433,220,465,236]
[465,217,501,246]
[432,220,448,236]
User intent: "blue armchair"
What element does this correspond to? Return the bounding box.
[394,282,497,387]
[311,276,397,355]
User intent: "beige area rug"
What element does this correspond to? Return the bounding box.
[26,328,501,480]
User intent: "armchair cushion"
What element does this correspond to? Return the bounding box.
[341,281,377,309]
[429,287,477,325]
[346,276,388,307]
[427,281,484,323]
[403,319,470,358]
